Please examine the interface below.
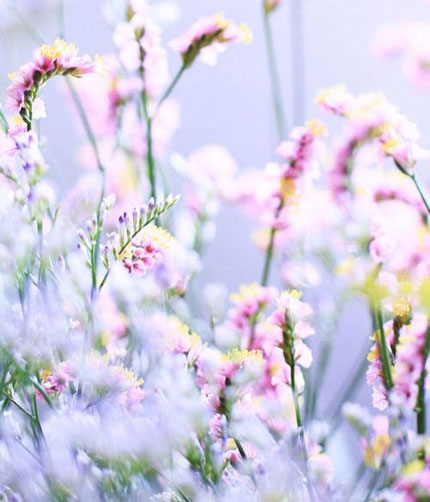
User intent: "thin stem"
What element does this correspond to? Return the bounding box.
[65,76,106,301]
[65,77,104,174]
[394,160,430,217]
[0,391,35,420]
[0,105,8,132]
[290,361,316,502]
[374,305,393,391]
[416,324,430,436]
[141,92,156,199]
[58,0,65,38]
[234,437,247,460]
[411,173,430,216]
[282,323,315,502]
[261,227,276,286]
[153,64,186,118]
[262,10,286,141]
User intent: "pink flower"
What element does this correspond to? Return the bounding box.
[7,39,98,128]
[393,314,428,409]
[170,13,251,67]
[367,320,395,411]
[120,224,174,276]
[395,461,430,502]
[42,361,75,394]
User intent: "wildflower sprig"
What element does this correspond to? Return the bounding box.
[77,194,116,299]
[7,39,100,130]
[98,193,179,290]
[170,13,251,69]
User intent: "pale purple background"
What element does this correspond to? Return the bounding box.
[1,0,430,476]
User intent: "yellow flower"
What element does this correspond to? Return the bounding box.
[306,118,326,137]
[230,283,263,303]
[223,348,264,366]
[364,433,390,468]
[335,257,355,275]
[39,39,78,61]
[238,25,252,44]
[401,460,425,476]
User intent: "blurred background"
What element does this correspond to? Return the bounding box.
[1,0,430,477]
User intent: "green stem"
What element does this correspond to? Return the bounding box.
[262,9,286,142]
[416,324,430,436]
[58,0,65,38]
[65,76,106,301]
[261,227,276,286]
[374,305,393,391]
[141,92,156,199]
[411,173,430,217]
[394,160,430,217]
[282,325,316,501]
[233,437,247,460]
[291,362,316,501]
[0,106,8,132]
[0,391,35,420]
[154,64,186,118]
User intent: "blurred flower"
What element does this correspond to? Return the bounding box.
[170,13,251,67]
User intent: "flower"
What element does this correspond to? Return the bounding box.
[41,361,75,394]
[362,415,390,468]
[395,460,430,502]
[264,0,281,14]
[318,85,430,201]
[113,2,169,97]
[170,13,251,67]
[120,224,175,276]
[367,314,429,411]
[7,39,100,129]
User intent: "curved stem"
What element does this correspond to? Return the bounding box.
[411,173,430,216]
[262,10,286,142]
[394,160,430,218]
[141,91,156,199]
[153,64,186,118]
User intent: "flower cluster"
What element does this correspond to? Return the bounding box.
[113,0,169,96]
[7,39,100,129]
[226,120,324,234]
[317,85,430,202]
[170,12,251,67]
